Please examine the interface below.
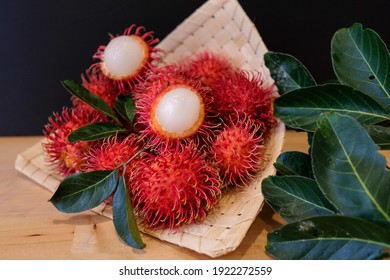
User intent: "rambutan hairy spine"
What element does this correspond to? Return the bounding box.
[128,142,221,229]
[210,115,267,187]
[42,106,106,176]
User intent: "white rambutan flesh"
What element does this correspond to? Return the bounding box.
[102,35,148,80]
[151,85,205,139]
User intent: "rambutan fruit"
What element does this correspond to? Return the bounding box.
[185,51,234,86]
[86,133,144,173]
[134,65,216,151]
[71,68,121,115]
[43,107,106,176]
[91,24,160,93]
[128,143,221,229]
[209,116,267,187]
[210,70,275,134]
[81,67,120,107]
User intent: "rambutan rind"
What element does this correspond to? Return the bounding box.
[210,69,276,134]
[209,115,267,187]
[42,106,107,176]
[86,133,144,172]
[185,51,234,86]
[128,143,222,230]
[80,67,120,107]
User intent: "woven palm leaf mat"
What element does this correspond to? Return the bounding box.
[15,0,285,258]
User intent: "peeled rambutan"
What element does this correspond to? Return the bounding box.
[134,65,216,151]
[128,143,221,229]
[91,24,160,93]
[209,116,267,187]
[210,69,275,134]
[42,107,106,176]
[185,51,234,86]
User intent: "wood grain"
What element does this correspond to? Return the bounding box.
[2,132,388,259]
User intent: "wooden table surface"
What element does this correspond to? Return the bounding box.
[1,131,388,260]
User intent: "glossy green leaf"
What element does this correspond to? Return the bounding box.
[49,170,118,213]
[366,124,390,150]
[264,51,316,95]
[62,80,119,121]
[274,84,389,131]
[312,113,390,227]
[262,176,338,223]
[112,174,145,249]
[274,151,313,178]
[266,216,390,260]
[331,23,390,112]
[68,122,127,143]
[114,94,136,124]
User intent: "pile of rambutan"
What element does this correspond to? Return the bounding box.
[43,24,276,248]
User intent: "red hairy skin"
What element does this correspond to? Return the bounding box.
[185,51,234,86]
[42,107,106,176]
[210,116,267,187]
[211,70,276,135]
[128,143,221,229]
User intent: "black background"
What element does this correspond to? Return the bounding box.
[1,0,389,136]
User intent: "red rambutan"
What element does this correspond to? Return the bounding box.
[134,65,216,151]
[91,24,161,93]
[71,68,121,114]
[86,133,144,172]
[81,67,120,107]
[209,116,267,187]
[42,107,106,176]
[186,51,234,86]
[211,69,275,133]
[128,143,221,229]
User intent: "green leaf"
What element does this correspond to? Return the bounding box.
[264,51,316,95]
[68,122,127,143]
[366,124,390,149]
[331,23,390,112]
[274,84,389,131]
[62,80,119,121]
[49,170,118,213]
[114,94,136,124]
[266,216,390,260]
[262,176,338,223]
[274,151,313,178]
[112,174,145,249]
[312,113,390,227]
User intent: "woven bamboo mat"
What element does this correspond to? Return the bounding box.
[15,0,285,258]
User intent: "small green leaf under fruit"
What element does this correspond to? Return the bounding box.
[312,113,390,227]
[68,122,127,143]
[264,51,316,95]
[112,176,145,249]
[262,176,338,223]
[50,169,119,213]
[112,174,145,249]
[266,215,390,260]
